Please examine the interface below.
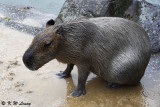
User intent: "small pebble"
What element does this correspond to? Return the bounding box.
[16,88,22,92]
[21,7,32,10]
[26,90,33,94]
[0,61,3,64]
[8,77,13,81]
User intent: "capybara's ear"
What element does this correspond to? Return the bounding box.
[55,24,64,37]
[46,19,55,28]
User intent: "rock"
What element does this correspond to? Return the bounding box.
[21,7,33,10]
[124,0,139,20]
[55,0,132,23]
[55,0,160,52]
[2,19,43,35]
[138,1,160,53]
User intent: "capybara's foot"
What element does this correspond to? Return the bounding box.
[70,88,86,97]
[56,64,74,78]
[106,82,121,89]
[56,71,70,78]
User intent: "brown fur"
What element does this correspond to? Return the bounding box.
[23,17,151,96]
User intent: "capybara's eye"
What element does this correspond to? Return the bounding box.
[44,41,52,47]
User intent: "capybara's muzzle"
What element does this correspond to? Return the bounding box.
[23,51,37,71]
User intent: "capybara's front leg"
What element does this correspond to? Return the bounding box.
[71,64,90,97]
[56,64,74,78]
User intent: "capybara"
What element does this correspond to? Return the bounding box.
[23,17,151,97]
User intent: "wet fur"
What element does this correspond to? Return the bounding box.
[23,17,151,96]
[56,17,151,84]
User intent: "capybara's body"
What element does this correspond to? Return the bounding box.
[82,17,151,84]
[23,17,151,96]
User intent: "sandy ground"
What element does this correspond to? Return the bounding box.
[0,24,160,107]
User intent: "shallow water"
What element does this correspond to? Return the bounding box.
[0,25,160,107]
[0,0,65,15]
[145,0,160,5]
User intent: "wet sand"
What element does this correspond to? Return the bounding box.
[0,25,160,107]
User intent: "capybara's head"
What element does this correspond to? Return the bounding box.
[23,19,64,70]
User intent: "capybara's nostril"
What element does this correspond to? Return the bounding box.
[23,51,34,69]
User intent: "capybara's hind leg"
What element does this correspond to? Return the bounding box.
[56,64,74,78]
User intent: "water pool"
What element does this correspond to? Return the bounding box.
[0,0,65,15]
